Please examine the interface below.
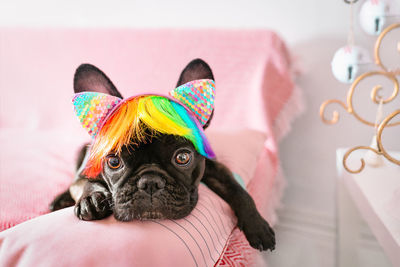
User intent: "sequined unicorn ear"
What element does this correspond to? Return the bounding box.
[73,92,122,138]
[169,79,215,126]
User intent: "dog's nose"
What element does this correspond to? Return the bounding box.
[137,174,166,195]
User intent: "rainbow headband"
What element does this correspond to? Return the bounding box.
[73,79,216,177]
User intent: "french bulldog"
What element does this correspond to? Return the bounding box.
[50,59,275,251]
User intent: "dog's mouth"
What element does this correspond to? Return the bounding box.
[141,211,165,220]
[113,202,167,221]
[113,191,196,221]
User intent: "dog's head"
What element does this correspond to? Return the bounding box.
[73,59,215,220]
[104,134,205,221]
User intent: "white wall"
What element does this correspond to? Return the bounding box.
[1,0,352,44]
[1,1,399,266]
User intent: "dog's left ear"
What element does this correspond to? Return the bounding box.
[72,64,124,139]
[175,59,215,129]
[74,64,123,98]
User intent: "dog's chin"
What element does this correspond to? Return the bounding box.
[113,207,194,221]
[141,211,166,220]
[113,198,197,221]
[113,209,166,221]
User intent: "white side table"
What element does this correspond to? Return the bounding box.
[336,148,400,267]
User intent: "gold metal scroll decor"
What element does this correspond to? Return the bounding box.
[375,23,400,74]
[343,110,400,173]
[320,23,400,173]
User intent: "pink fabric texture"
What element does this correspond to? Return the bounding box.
[0,129,265,232]
[0,29,302,266]
[0,186,236,267]
[0,29,294,133]
[0,129,272,267]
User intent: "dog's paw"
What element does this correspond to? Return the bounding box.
[74,191,112,221]
[238,213,276,251]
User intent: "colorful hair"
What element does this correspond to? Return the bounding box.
[84,95,215,178]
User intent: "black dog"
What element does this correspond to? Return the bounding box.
[50,59,275,251]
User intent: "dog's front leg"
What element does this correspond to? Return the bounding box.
[74,179,113,221]
[202,159,275,251]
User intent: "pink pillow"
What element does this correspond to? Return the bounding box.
[0,129,86,230]
[0,186,236,267]
[207,129,267,187]
[0,129,266,231]
[0,129,267,266]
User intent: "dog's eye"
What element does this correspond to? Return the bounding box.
[107,155,121,169]
[175,151,192,166]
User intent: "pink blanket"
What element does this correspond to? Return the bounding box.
[0,29,302,266]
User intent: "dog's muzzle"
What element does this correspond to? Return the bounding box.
[137,173,166,195]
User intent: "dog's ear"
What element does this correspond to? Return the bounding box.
[176,59,215,129]
[74,64,123,98]
[176,59,214,87]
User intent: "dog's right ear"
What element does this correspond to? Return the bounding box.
[176,59,214,87]
[74,64,123,98]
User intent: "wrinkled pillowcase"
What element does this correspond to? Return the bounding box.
[0,129,267,267]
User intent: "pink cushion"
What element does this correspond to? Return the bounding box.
[0,129,265,231]
[0,28,302,266]
[0,130,270,266]
[0,130,85,230]
[0,186,236,267]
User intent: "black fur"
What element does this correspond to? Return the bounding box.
[50,59,275,251]
[49,190,75,212]
[202,159,275,251]
[176,59,214,86]
[102,135,204,221]
[74,64,123,98]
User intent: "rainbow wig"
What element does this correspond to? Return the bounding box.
[83,95,215,178]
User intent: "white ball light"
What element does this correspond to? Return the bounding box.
[359,0,397,35]
[331,46,371,84]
